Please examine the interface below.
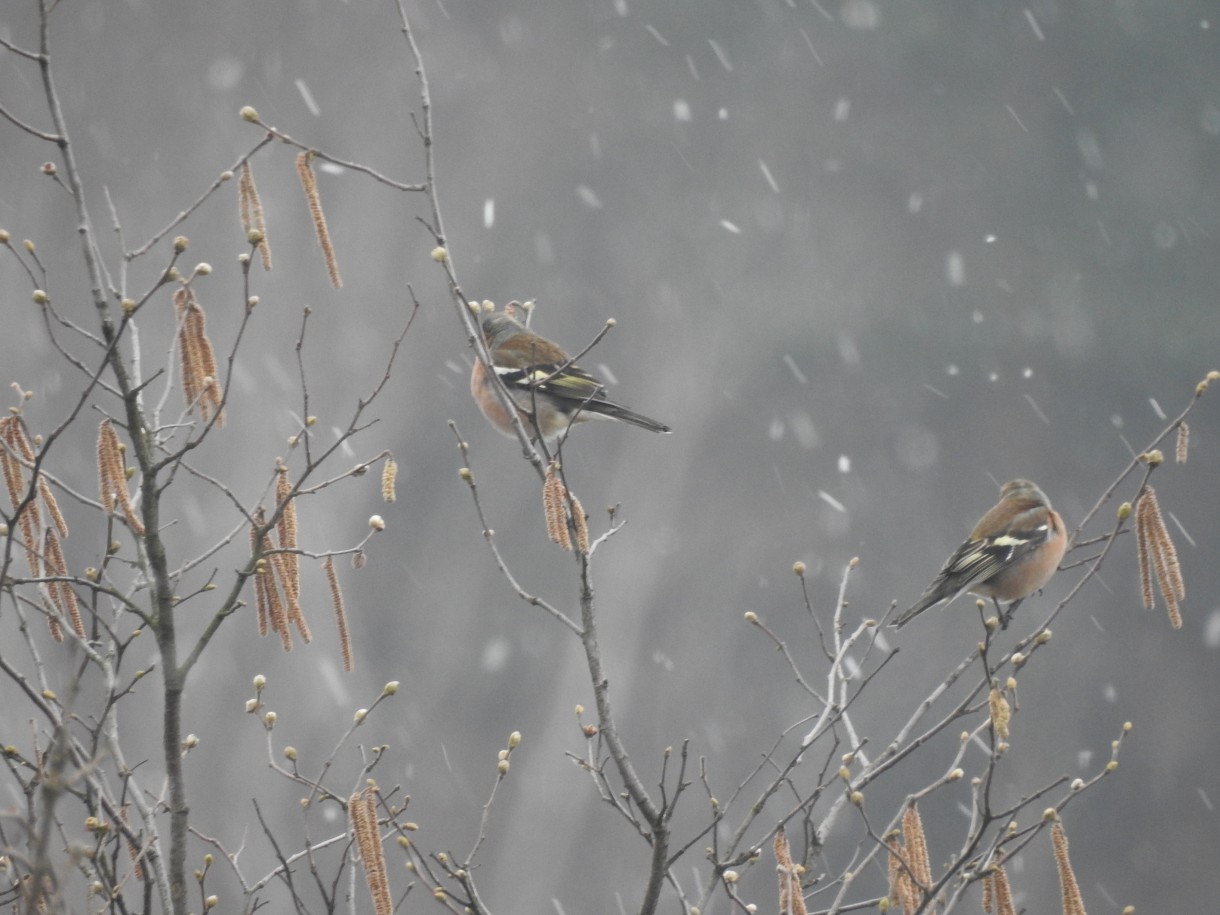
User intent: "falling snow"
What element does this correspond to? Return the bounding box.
[945,250,965,286]
[758,159,779,193]
[1205,611,1220,648]
[295,78,320,116]
[707,38,733,71]
[782,354,808,384]
[1023,8,1046,41]
[818,490,845,512]
[576,185,603,209]
[840,0,880,30]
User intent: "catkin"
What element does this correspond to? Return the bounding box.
[381,456,397,504]
[239,161,272,270]
[296,152,342,288]
[543,466,571,551]
[324,556,354,672]
[773,828,808,915]
[349,789,391,915]
[1051,823,1087,915]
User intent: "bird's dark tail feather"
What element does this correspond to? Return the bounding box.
[891,595,939,629]
[584,401,671,433]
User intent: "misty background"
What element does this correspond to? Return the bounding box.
[2,0,1218,911]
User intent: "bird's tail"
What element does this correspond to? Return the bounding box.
[891,594,940,629]
[583,401,671,433]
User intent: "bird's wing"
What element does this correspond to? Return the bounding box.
[495,361,606,404]
[942,516,1053,590]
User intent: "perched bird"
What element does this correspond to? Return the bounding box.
[470,308,671,442]
[892,479,1067,629]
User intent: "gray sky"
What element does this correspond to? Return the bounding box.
[2,1,1218,911]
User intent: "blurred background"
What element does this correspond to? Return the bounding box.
[2,0,1218,911]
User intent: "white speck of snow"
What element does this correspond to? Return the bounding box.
[483,198,495,229]
[719,219,741,234]
[840,0,880,30]
[810,0,834,21]
[1204,19,1212,29]
[1053,87,1075,115]
[758,159,780,193]
[318,161,345,176]
[988,372,999,383]
[596,363,618,386]
[534,233,555,265]
[674,99,692,122]
[1024,393,1049,424]
[1153,222,1178,249]
[945,250,965,286]
[837,333,860,367]
[589,133,601,157]
[614,0,628,16]
[652,650,675,672]
[1076,128,1105,169]
[971,310,983,324]
[768,418,784,441]
[782,354,808,384]
[1110,413,1123,429]
[985,234,997,244]
[1077,749,1094,769]
[1148,397,1167,421]
[482,637,510,672]
[333,427,356,458]
[818,490,845,513]
[924,384,949,399]
[576,185,603,209]
[207,58,244,91]
[645,24,669,46]
[908,192,923,214]
[799,28,824,65]
[1005,104,1028,133]
[1022,366,1033,379]
[1168,511,1197,548]
[312,657,350,709]
[1199,788,1216,812]
[791,411,819,449]
[1204,610,1220,647]
[718,107,729,120]
[833,97,851,121]
[295,78,320,117]
[1204,104,1220,135]
[1086,180,1099,200]
[838,455,851,473]
[946,364,959,376]
[708,38,733,71]
[1102,683,1117,703]
[1023,8,1046,40]
[685,54,700,80]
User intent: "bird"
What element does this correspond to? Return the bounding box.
[470,307,671,442]
[891,479,1067,630]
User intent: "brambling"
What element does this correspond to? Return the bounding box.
[470,308,671,442]
[892,479,1067,629]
